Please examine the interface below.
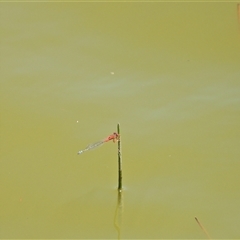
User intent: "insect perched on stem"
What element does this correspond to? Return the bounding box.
[77,132,120,155]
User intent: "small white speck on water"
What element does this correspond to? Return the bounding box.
[76,120,79,123]
[110,72,114,75]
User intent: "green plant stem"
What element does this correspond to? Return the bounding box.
[117,123,122,191]
[195,217,211,239]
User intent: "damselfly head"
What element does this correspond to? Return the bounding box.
[113,132,120,141]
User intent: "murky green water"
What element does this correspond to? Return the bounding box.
[1,2,240,239]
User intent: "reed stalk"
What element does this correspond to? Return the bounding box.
[195,216,211,239]
[117,123,122,191]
